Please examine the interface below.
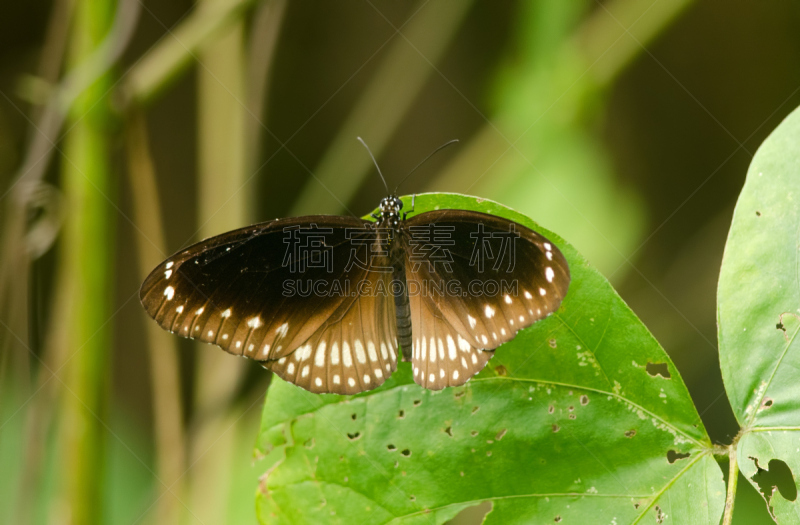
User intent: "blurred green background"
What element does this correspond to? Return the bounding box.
[1,0,798,523]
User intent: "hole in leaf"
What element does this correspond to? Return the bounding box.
[548,339,557,348]
[351,413,357,420]
[401,449,411,457]
[486,450,492,457]
[347,432,361,441]
[580,395,589,405]
[756,210,761,216]
[568,405,574,412]
[470,430,478,437]
[667,450,691,463]
[554,516,562,523]
[472,406,480,414]
[548,406,555,414]
[454,390,465,398]
[760,397,773,410]
[445,426,453,437]
[398,410,405,419]
[646,362,671,379]
[655,505,665,524]
[624,430,637,438]
[568,414,576,420]
[495,429,507,440]
[751,457,797,504]
[304,438,315,449]
[413,400,421,407]
[495,365,507,376]
[552,424,560,433]
[387,444,396,451]
[409,495,415,502]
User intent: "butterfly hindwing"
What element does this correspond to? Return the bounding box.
[266,262,398,394]
[402,209,569,389]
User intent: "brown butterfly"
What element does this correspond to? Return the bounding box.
[140,144,569,395]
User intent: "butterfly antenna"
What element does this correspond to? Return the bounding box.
[394,139,459,193]
[357,137,390,195]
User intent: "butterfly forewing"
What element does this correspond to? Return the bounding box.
[401,210,569,389]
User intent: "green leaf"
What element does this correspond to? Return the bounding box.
[719,104,800,522]
[255,193,724,524]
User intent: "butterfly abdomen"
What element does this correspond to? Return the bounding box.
[392,253,412,361]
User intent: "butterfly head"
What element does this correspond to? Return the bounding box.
[379,195,403,228]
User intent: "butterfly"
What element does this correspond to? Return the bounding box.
[139,143,570,395]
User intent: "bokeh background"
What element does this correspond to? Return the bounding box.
[1,0,799,523]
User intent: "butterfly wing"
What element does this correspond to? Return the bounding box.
[402,210,570,389]
[139,215,397,394]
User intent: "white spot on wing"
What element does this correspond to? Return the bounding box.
[545,267,554,283]
[333,375,340,385]
[165,269,173,279]
[524,290,532,299]
[315,342,326,367]
[343,342,352,367]
[504,295,512,304]
[539,288,546,296]
[453,370,459,380]
[348,377,355,387]
[176,305,184,313]
[544,242,552,251]
[247,317,261,328]
[367,341,378,362]
[164,286,175,300]
[481,334,488,345]
[287,362,295,374]
[196,307,204,315]
[302,365,309,378]
[363,374,371,384]
[468,315,477,328]
[354,340,367,364]
[484,305,495,318]
[276,323,288,337]
[221,308,232,318]
[165,261,174,269]
[446,335,457,360]
[331,342,340,365]
[546,251,553,261]
[315,377,322,387]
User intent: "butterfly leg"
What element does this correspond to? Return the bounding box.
[402,194,416,220]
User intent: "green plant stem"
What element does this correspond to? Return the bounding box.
[58,0,116,523]
[122,0,256,107]
[125,111,187,525]
[578,0,695,85]
[189,12,249,523]
[722,444,739,525]
[289,0,474,217]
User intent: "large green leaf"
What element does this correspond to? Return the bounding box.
[255,193,724,524]
[719,104,800,522]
